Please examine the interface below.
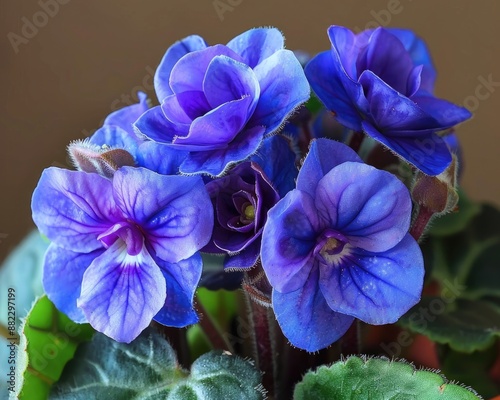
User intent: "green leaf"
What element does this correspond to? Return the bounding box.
[429,189,481,237]
[293,356,482,399]
[15,296,94,400]
[399,297,500,353]
[424,204,500,295]
[0,230,49,395]
[51,329,264,399]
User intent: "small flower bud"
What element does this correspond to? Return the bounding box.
[68,140,135,178]
[412,155,459,215]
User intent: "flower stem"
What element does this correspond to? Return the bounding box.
[247,294,276,397]
[348,131,365,153]
[195,294,234,353]
[410,205,434,242]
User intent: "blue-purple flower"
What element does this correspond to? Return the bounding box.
[261,139,424,351]
[203,162,279,270]
[135,28,310,176]
[305,26,471,176]
[32,166,213,342]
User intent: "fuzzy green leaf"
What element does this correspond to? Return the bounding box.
[399,297,500,353]
[293,356,481,399]
[15,295,94,399]
[51,329,264,400]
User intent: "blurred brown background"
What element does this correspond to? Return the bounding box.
[1,0,499,261]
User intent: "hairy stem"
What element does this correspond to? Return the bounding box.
[195,294,234,353]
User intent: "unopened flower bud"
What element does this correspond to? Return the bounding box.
[68,140,135,178]
[412,155,459,215]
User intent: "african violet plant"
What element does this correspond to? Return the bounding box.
[5,25,500,399]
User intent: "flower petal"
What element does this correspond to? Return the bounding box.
[136,141,187,175]
[89,125,142,156]
[43,244,104,323]
[356,28,415,95]
[134,105,182,144]
[250,49,310,134]
[387,28,437,93]
[296,138,362,198]
[169,45,243,94]
[272,267,354,352]
[305,50,365,131]
[113,167,213,262]
[226,27,284,68]
[153,253,202,327]
[77,241,166,343]
[223,241,260,270]
[173,96,254,149]
[250,135,298,198]
[155,35,208,102]
[31,168,121,252]
[203,55,260,110]
[179,125,265,176]
[412,95,472,128]
[103,91,149,134]
[319,234,423,325]
[359,70,439,132]
[315,162,412,252]
[261,190,320,293]
[362,121,452,176]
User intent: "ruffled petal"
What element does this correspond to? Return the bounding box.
[250,49,310,134]
[359,70,439,132]
[412,95,472,128]
[296,138,362,198]
[155,35,208,102]
[362,121,452,176]
[134,105,182,144]
[356,28,415,95]
[261,190,320,293]
[169,45,243,94]
[315,162,412,252]
[77,241,166,343]
[223,241,260,270]
[136,141,187,175]
[103,91,149,134]
[153,253,202,327]
[272,267,354,352]
[226,27,284,68]
[305,50,365,131]
[112,167,213,262]
[31,168,121,252]
[173,96,254,149]
[319,234,423,325]
[179,125,265,176]
[250,135,298,198]
[203,55,260,111]
[387,28,437,93]
[43,244,104,323]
